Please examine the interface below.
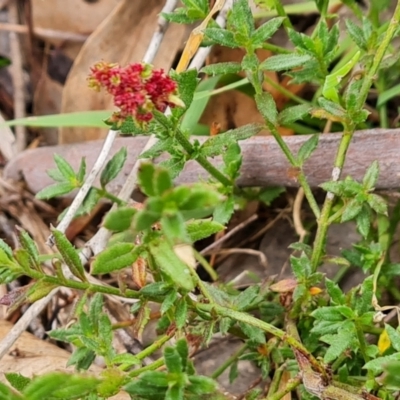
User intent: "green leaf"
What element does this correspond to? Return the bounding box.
[0,239,13,259]
[187,375,216,395]
[138,163,156,197]
[229,0,254,39]
[66,347,96,370]
[201,62,242,76]
[238,321,265,344]
[233,285,260,310]
[18,230,39,269]
[53,154,77,181]
[5,373,30,392]
[76,157,86,183]
[255,92,278,125]
[166,383,184,400]
[175,339,189,371]
[363,160,379,189]
[171,69,199,119]
[175,297,188,329]
[341,198,363,222]
[356,205,371,239]
[91,243,140,274]
[259,187,285,205]
[321,325,357,363]
[23,373,99,400]
[385,324,400,352]
[297,134,319,165]
[181,76,220,131]
[260,54,312,71]
[140,137,174,159]
[161,213,188,242]
[103,207,136,232]
[278,104,311,125]
[3,111,110,128]
[367,193,388,215]
[0,381,23,399]
[161,290,178,314]
[290,252,311,279]
[52,229,86,282]
[355,276,374,315]
[311,306,347,322]
[251,17,284,46]
[100,147,127,188]
[213,196,235,225]
[124,371,168,397]
[154,168,172,196]
[325,278,345,305]
[164,346,183,374]
[186,219,224,242]
[203,28,238,48]
[200,124,261,157]
[317,97,346,118]
[159,157,186,179]
[149,240,195,292]
[36,181,76,199]
[134,210,161,231]
[140,282,171,298]
[345,19,367,51]
[364,353,400,374]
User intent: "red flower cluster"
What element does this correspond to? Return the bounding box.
[88,62,183,125]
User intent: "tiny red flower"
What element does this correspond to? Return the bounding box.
[88,61,183,126]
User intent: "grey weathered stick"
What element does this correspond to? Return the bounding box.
[6,129,400,193]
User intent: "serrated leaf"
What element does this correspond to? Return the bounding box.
[203,28,238,48]
[297,134,319,165]
[18,230,39,269]
[341,198,362,222]
[363,160,379,189]
[161,290,178,314]
[325,278,345,305]
[139,137,174,159]
[175,297,188,329]
[164,346,183,374]
[100,147,127,188]
[321,327,356,363]
[229,0,254,39]
[103,207,136,232]
[53,154,76,181]
[0,239,13,259]
[186,219,224,242]
[201,62,242,76]
[251,17,284,46]
[260,54,312,71]
[91,243,140,274]
[385,324,400,352]
[213,196,234,225]
[36,182,76,199]
[345,19,367,51]
[52,229,86,282]
[255,92,278,126]
[259,186,285,205]
[363,353,400,374]
[317,97,346,118]
[159,157,186,179]
[367,194,388,215]
[149,240,195,292]
[171,69,199,119]
[320,181,344,196]
[356,205,371,239]
[233,285,260,310]
[200,124,261,157]
[238,321,265,344]
[278,104,311,125]
[138,162,156,197]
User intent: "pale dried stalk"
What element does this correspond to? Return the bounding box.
[0,23,89,41]
[0,0,178,362]
[8,0,26,152]
[85,0,234,257]
[49,0,179,245]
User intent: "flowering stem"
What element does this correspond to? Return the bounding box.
[175,129,234,188]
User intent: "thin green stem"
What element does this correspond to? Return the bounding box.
[128,358,165,378]
[135,332,174,361]
[263,75,310,105]
[193,249,218,281]
[196,302,325,377]
[272,0,294,32]
[175,129,233,188]
[210,343,247,379]
[97,188,126,206]
[29,270,140,298]
[356,1,400,110]
[265,377,302,400]
[267,363,287,398]
[310,127,353,272]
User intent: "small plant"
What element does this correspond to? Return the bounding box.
[2,0,400,399]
